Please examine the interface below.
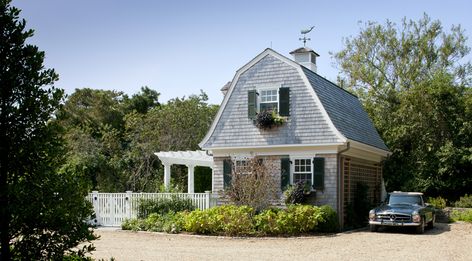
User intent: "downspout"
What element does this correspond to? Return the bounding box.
[337,142,350,230]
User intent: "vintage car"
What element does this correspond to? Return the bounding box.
[369,192,435,234]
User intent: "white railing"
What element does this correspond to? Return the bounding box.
[87,191,217,227]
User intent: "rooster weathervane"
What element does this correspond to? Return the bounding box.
[299,26,315,47]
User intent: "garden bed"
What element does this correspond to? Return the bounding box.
[122,204,339,236]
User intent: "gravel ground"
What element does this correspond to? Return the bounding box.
[89,222,472,261]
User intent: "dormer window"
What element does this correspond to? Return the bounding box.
[247,87,290,120]
[259,89,279,112]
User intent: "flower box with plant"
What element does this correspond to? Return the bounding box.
[255,110,287,129]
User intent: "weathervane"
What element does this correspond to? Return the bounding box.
[299,26,315,47]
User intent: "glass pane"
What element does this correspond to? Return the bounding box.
[260,102,277,112]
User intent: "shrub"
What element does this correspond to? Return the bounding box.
[284,181,308,204]
[255,205,327,235]
[184,205,255,236]
[122,218,147,231]
[316,205,339,233]
[62,254,94,261]
[124,204,339,236]
[163,211,187,234]
[122,212,186,233]
[225,157,278,212]
[451,209,472,223]
[254,208,282,235]
[454,194,472,208]
[282,205,323,234]
[137,196,195,218]
[145,213,167,232]
[428,196,447,209]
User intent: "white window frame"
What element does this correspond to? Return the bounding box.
[290,156,314,189]
[257,84,281,113]
[234,160,250,175]
[231,155,252,175]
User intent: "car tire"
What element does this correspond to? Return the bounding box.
[416,218,425,234]
[427,214,435,229]
[370,225,378,232]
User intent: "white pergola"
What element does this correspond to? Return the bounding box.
[154,150,214,193]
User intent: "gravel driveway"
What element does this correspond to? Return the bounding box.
[89,222,472,261]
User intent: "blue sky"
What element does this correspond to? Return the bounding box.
[13,0,472,105]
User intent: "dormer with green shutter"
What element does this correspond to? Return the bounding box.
[248,86,290,118]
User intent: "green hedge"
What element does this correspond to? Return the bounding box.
[255,205,323,235]
[451,209,472,223]
[427,196,447,209]
[123,204,339,236]
[122,212,186,233]
[184,205,255,236]
[137,197,195,218]
[454,194,472,208]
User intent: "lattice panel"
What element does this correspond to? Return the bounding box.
[343,158,381,216]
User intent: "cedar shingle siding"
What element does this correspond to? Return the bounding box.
[202,55,342,148]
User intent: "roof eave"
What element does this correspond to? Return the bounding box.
[348,139,391,157]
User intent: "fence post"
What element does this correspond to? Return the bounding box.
[126,191,132,219]
[205,191,211,209]
[92,191,99,225]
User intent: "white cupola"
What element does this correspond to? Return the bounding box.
[290,47,319,73]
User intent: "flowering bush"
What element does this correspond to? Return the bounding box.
[284,181,310,204]
[255,110,286,129]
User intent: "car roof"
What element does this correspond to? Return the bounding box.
[389,191,423,196]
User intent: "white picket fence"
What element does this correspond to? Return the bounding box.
[87,191,217,227]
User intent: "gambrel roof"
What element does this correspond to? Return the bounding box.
[301,67,388,151]
[199,48,389,154]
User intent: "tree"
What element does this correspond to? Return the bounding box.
[333,14,472,199]
[57,88,218,192]
[124,91,218,191]
[123,86,160,114]
[0,1,95,259]
[57,88,129,192]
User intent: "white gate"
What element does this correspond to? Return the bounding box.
[87,191,216,227]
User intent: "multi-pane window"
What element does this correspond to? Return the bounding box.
[234,160,250,174]
[293,159,312,185]
[259,89,278,112]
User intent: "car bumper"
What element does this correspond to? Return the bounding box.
[369,220,421,227]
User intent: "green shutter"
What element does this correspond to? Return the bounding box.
[223,159,232,188]
[280,157,290,190]
[313,157,325,190]
[279,87,290,116]
[248,90,257,119]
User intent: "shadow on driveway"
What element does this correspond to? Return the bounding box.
[370,222,451,235]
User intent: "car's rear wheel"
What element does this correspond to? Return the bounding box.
[370,224,378,232]
[416,218,425,234]
[427,214,435,229]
